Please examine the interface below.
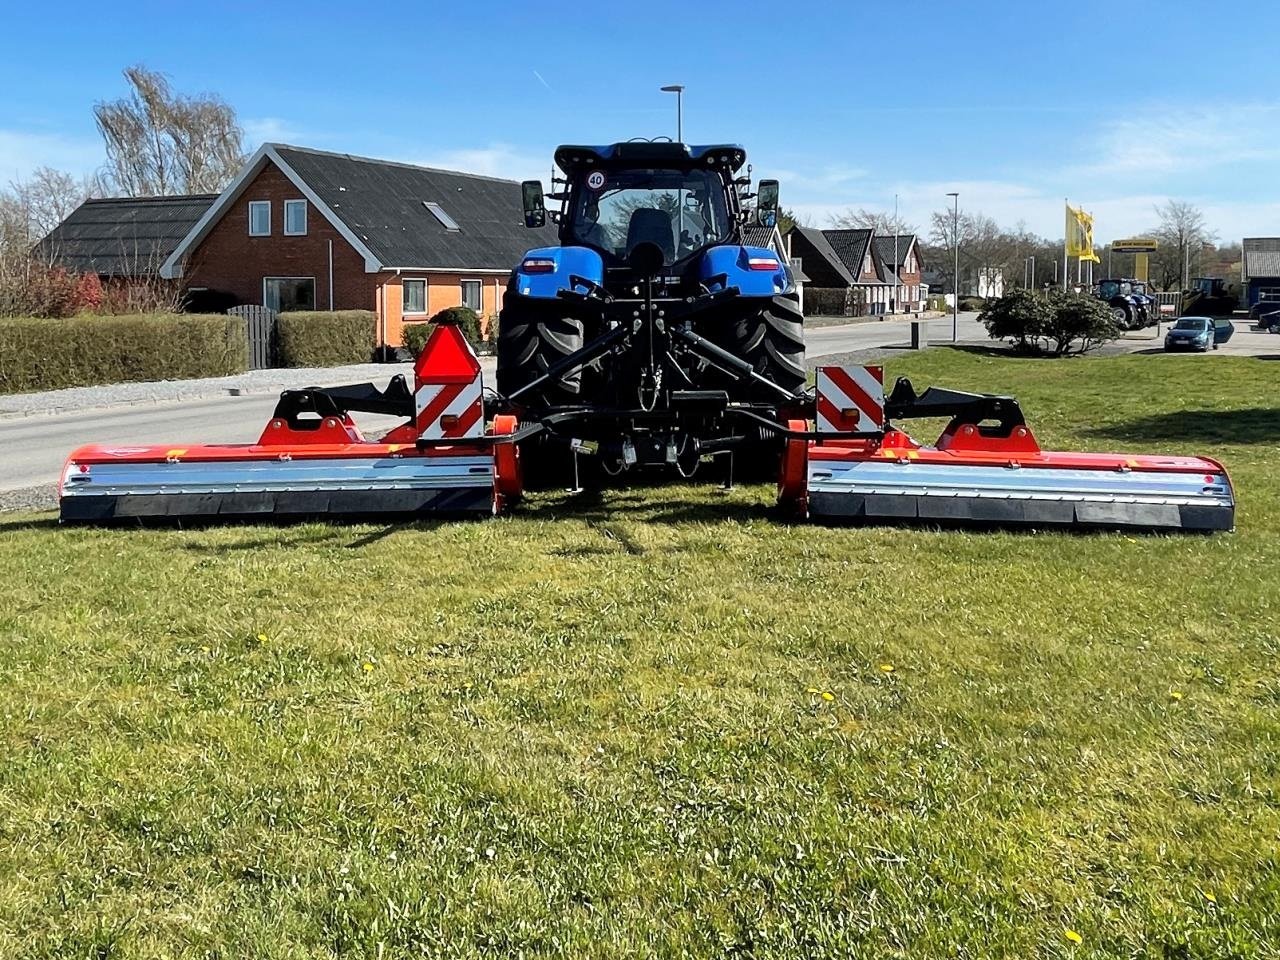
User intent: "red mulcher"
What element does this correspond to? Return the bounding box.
[59,318,1234,532]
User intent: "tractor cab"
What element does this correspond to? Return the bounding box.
[519,142,782,288]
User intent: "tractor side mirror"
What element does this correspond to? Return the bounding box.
[521,180,546,228]
[756,179,779,228]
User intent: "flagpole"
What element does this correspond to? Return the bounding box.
[1063,199,1070,292]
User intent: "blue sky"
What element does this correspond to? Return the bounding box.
[2,0,1279,242]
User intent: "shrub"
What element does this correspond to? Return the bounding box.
[804,287,857,317]
[926,295,948,313]
[979,290,1052,352]
[402,306,484,357]
[277,310,375,367]
[1043,292,1121,356]
[958,295,988,312]
[0,313,248,394]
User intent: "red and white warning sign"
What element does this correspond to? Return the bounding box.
[816,365,884,433]
[410,321,485,440]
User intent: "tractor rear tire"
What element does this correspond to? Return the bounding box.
[716,300,807,399]
[496,303,585,406]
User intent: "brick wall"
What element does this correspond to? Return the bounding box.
[183,163,379,313]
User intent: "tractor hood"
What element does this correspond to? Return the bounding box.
[554,142,747,175]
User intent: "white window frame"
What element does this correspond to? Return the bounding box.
[283,199,307,236]
[403,278,428,315]
[248,200,271,237]
[460,278,483,314]
[262,276,316,312]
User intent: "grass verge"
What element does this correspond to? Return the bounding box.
[1,350,1277,958]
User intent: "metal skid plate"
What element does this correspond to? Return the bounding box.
[806,455,1235,532]
[60,449,497,523]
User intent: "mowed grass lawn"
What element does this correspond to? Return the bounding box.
[2,350,1278,959]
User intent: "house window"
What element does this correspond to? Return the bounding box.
[461,279,483,313]
[249,201,270,236]
[423,201,461,232]
[284,199,307,236]
[403,279,427,314]
[263,277,315,312]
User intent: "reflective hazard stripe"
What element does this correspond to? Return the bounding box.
[816,365,884,433]
[415,376,484,440]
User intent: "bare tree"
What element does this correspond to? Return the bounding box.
[1148,200,1217,291]
[831,207,916,235]
[94,65,245,196]
[9,167,89,240]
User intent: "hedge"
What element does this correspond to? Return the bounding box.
[402,306,489,357]
[0,313,248,394]
[277,310,375,367]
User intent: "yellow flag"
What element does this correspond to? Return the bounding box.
[1066,204,1101,262]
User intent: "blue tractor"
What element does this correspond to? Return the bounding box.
[496,141,804,480]
[1093,277,1155,329]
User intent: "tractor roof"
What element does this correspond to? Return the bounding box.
[554,142,747,175]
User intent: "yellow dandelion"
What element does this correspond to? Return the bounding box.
[1170,690,1184,701]
[806,686,820,694]
[256,633,269,644]
[1064,929,1083,944]
[879,663,895,674]
[199,645,210,654]
[821,691,835,702]
[361,661,374,673]
[1202,889,1217,904]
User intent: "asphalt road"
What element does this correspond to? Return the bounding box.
[0,314,989,497]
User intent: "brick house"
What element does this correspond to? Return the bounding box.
[785,225,924,315]
[161,143,557,348]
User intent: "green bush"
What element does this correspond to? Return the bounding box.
[1043,291,1121,356]
[402,306,484,357]
[958,295,989,312]
[925,295,948,313]
[277,310,375,367]
[977,291,1120,357]
[401,321,431,358]
[979,290,1052,352]
[0,313,248,394]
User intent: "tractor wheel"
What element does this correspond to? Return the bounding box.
[1111,303,1133,329]
[715,300,807,399]
[496,302,585,405]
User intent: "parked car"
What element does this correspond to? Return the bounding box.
[1254,307,1280,332]
[1164,316,1217,352]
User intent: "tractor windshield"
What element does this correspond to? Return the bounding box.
[568,167,732,265]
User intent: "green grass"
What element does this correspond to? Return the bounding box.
[2,351,1279,958]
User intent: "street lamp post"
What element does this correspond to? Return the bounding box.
[660,84,684,142]
[946,191,959,343]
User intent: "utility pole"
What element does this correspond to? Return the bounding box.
[660,84,684,142]
[892,193,899,316]
[946,191,959,342]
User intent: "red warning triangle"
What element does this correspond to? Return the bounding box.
[414,322,482,386]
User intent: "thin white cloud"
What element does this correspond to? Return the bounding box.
[409,143,551,184]
[0,128,101,183]
[242,116,304,147]
[532,70,552,92]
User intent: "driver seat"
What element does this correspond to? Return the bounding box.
[625,208,675,263]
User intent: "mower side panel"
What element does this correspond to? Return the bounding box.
[699,244,795,297]
[512,245,604,299]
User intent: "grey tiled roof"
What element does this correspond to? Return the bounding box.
[37,195,216,276]
[1243,237,1280,278]
[823,229,876,281]
[790,226,856,285]
[273,145,558,270]
[872,234,916,268]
